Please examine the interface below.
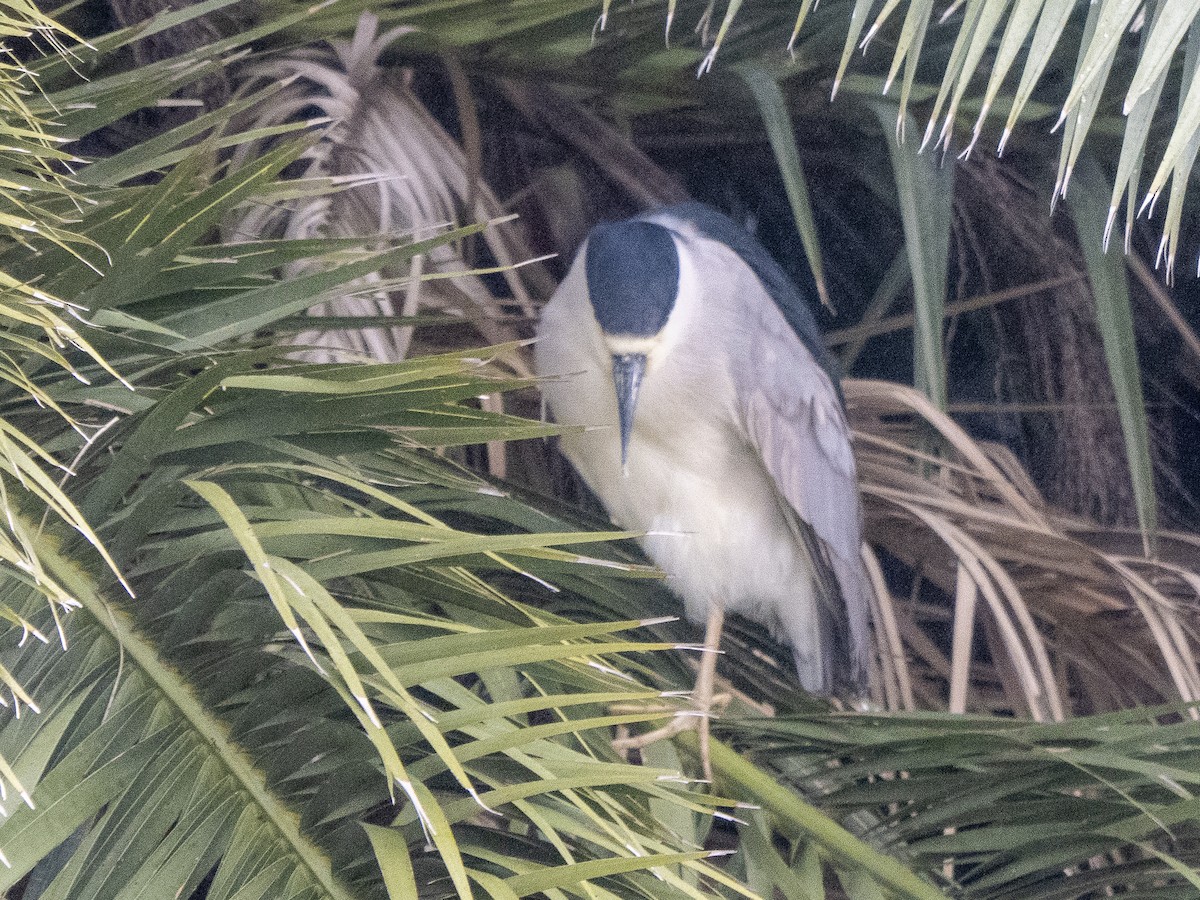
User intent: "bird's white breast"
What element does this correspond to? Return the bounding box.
[535,246,821,664]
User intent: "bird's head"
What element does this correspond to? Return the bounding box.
[583,218,696,465]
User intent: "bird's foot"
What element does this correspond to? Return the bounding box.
[615,604,729,779]
[612,691,730,780]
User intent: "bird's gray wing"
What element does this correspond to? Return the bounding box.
[735,299,873,697]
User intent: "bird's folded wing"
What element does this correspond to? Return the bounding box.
[736,303,873,695]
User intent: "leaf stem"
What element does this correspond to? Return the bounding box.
[676,730,947,900]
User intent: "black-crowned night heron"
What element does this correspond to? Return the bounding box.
[536,202,873,770]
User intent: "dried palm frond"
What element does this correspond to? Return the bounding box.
[850,378,1200,720]
[225,12,539,369]
[955,158,1138,527]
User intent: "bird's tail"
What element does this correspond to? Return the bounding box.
[789,519,874,700]
[828,550,874,698]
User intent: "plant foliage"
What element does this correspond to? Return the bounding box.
[1,1,1199,900]
[0,6,757,898]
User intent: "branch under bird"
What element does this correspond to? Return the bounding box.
[535,202,874,774]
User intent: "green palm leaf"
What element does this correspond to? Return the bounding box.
[3,2,1200,899]
[0,10,752,898]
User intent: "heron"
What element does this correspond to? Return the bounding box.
[535,202,873,773]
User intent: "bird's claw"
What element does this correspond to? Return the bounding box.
[612,692,731,779]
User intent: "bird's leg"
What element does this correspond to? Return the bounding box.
[693,603,724,780]
[612,604,728,780]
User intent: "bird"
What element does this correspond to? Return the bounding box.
[535,202,873,770]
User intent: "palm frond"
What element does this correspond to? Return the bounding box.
[265,1,1200,274]
[721,704,1200,899]
[4,2,1200,899]
[849,378,1198,718]
[227,12,540,369]
[0,11,759,899]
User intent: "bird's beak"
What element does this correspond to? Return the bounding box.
[611,352,646,467]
